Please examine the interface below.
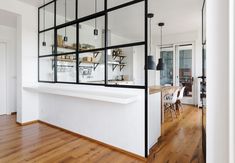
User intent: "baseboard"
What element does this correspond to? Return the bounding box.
[38,120,147,162]
[149,136,162,154]
[16,120,39,126]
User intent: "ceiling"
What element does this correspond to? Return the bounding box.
[18,0,203,38]
[0,9,17,28]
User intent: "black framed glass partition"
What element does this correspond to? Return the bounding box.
[38,0,147,88]
[38,0,149,158]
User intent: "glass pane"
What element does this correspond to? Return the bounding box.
[108,0,134,8]
[77,0,104,19]
[160,51,173,86]
[39,2,54,31]
[57,24,77,54]
[108,2,144,46]
[79,16,105,51]
[107,45,144,86]
[39,30,54,56]
[39,57,54,81]
[57,54,76,83]
[179,49,192,97]
[79,51,104,84]
[56,0,76,26]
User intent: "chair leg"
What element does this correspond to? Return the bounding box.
[173,104,177,118]
[170,105,174,121]
[177,103,181,116]
[180,102,184,113]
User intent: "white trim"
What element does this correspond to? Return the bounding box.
[0,42,7,115]
[0,39,12,115]
[229,0,234,162]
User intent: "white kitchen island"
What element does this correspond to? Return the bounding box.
[23,83,161,158]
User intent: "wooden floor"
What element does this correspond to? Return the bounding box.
[0,115,144,163]
[148,105,205,163]
[0,105,204,163]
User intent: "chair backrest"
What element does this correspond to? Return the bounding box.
[171,88,180,103]
[178,87,186,100]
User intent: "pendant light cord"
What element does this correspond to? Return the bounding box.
[65,0,67,37]
[43,0,46,42]
[95,0,97,29]
[160,26,163,52]
[149,17,152,55]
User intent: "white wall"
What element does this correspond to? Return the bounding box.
[0,25,17,114]
[207,0,230,162]
[231,0,235,162]
[0,0,39,123]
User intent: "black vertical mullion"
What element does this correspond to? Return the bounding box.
[104,0,108,85]
[54,0,57,83]
[76,0,79,84]
[38,8,40,82]
[77,23,79,83]
[144,0,148,158]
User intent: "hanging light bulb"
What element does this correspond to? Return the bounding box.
[64,0,68,42]
[42,0,46,46]
[94,0,98,40]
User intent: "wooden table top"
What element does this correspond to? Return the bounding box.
[149,86,163,95]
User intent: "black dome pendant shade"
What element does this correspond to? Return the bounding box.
[157,58,164,70]
[147,13,156,70]
[157,22,165,71]
[148,56,156,70]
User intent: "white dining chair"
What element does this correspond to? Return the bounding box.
[163,88,180,120]
[176,87,186,113]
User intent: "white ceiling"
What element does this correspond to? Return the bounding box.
[0,9,17,28]
[18,0,203,37]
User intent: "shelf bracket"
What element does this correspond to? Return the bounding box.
[120,65,125,71]
[112,64,118,71]
[93,52,100,58]
[93,63,99,71]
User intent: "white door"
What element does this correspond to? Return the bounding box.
[0,43,7,115]
[160,44,195,104]
[175,45,195,104]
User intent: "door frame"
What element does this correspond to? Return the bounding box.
[160,42,196,105]
[175,43,196,105]
[0,41,8,115]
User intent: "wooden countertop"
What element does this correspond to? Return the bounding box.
[149,86,163,95]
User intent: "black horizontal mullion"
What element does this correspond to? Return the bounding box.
[39,54,55,58]
[55,11,106,30]
[107,0,144,12]
[107,41,145,50]
[38,80,55,83]
[56,52,76,56]
[78,48,105,54]
[78,83,105,86]
[56,81,77,84]
[39,27,55,33]
[105,84,145,89]
[38,0,55,9]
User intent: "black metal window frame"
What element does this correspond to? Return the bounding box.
[38,0,147,89]
[38,0,149,158]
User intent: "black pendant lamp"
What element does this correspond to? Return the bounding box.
[42,0,46,46]
[94,0,98,39]
[64,0,68,42]
[157,22,165,71]
[147,13,156,70]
